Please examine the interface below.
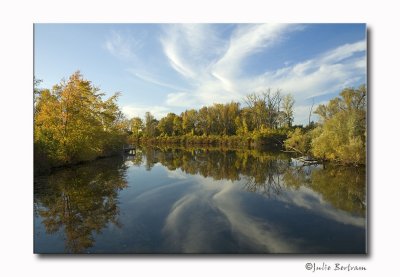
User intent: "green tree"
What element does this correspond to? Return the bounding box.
[284,128,312,155]
[144,111,158,137]
[173,115,183,136]
[157,113,177,136]
[245,89,282,130]
[311,85,366,164]
[281,94,294,127]
[182,109,198,135]
[129,117,144,138]
[34,71,127,172]
[197,106,210,136]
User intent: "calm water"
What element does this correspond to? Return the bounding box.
[34,147,366,254]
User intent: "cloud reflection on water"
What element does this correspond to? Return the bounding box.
[160,171,364,253]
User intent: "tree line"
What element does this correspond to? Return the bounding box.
[34,71,366,173]
[128,89,295,149]
[129,90,294,136]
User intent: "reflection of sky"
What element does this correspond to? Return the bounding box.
[91,162,365,253]
[35,159,366,254]
[277,186,365,228]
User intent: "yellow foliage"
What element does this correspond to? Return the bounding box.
[34,71,128,172]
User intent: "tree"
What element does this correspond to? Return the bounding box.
[129,117,144,137]
[34,77,43,111]
[197,106,211,136]
[34,71,127,172]
[284,128,312,155]
[223,102,240,135]
[244,89,282,130]
[157,113,177,136]
[182,109,198,135]
[173,115,183,136]
[144,111,158,137]
[312,85,366,164]
[281,94,294,128]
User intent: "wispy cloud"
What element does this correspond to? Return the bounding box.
[111,24,365,124]
[247,40,366,101]
[160,24,227,81]
[159,24,295,107]
[122,104,170,119]
[166,92,195,107]
[130,71,188,91]
[105,30,141,60]
[159,24,304,108]
[212,23,293,79]
[160,24,365,119]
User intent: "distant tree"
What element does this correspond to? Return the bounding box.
[157,113,177,136]
[173,115,183,136]
[144,111,158,137]
[129,117,143,137]
[281,94,294,127]
[182,109,198,135]
[245,89,282,129]
[197,106,211,136]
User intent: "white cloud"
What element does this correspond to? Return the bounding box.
[213,23,292,78]
[105,31,141,60]
[160,24,227,81]
[131,71,187,91]
[320,40,366,64]
[122,104,170,119]
[166,92,195,107]
[251,40,366,101]
[163,42,196,79]
[114,24,365,125]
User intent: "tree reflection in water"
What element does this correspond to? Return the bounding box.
[34,157,128,253]
[140,146,365,214]
[35,146,365,253]
[283,164,366,216]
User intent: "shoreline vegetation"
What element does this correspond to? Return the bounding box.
[34,71,366,174]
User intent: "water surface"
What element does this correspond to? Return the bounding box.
[34,147,366,254]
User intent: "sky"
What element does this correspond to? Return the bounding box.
[34,23,366,124]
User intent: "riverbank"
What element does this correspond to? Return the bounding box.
[132,132,288,150]
[34,151,124,176]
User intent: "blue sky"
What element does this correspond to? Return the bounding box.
[34,23,366,124]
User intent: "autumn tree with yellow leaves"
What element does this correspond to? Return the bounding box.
[34,72,128,173]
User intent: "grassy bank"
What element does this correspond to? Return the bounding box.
[131,129,288,150]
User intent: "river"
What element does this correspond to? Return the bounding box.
[34,146,366,254]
